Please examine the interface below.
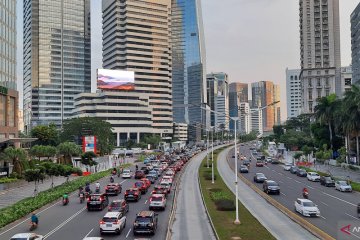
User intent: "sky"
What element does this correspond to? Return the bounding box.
[16,0,360,120]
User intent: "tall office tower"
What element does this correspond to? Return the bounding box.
[23,0,91,132]
[250,108,263,136]
[238,102,250,134]
[172,0,207,142]
[229,82,248,131]
[299,0,341,112]
[100,0,173,143]
[286,68,302,119]
[351,3,360,85]
[251,81,276,132]
[0,0,18,141]
[273,84,281,125]
[206,73,229,131]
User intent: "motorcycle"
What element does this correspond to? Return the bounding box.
[29,222,38,231]
[95,186,100,193]
[302,191,309,199]
[110,176,114,183]
[79,192,85,203]
[63,198,69,206]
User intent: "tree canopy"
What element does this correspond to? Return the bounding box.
[31,123,59,146]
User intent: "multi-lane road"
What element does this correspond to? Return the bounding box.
[229,143,360,239]
[0,163,177,240]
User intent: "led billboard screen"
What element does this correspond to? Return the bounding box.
[97,69,135,90]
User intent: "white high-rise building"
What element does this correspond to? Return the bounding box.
[250,109,263,135]
[286,68,302,119]
[299,0,341,113]
[239,102,250,134]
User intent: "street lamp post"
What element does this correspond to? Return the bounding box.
[232,117,240,224]
[211,127,214,184]
[207,130,209,168]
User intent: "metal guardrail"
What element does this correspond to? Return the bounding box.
[226,147,335,240]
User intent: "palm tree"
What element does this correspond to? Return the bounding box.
[57,142,82,164]
[314,94,340,150]
[343,85,360,165]
[1,147,28,174]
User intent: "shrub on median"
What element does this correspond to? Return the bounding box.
[0,170,110,228]
[215,199,236,211]
[203,171,217,181]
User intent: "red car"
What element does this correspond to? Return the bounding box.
[141,178,151,188]
[256,160,265,167]
[135,170,145,179]
[124,188,141,202]
[105,183,122,196]
[152,185,168,196]
[133,181,148,194]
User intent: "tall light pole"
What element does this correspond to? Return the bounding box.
[232,117,240,224]
[206,129,209,168]
[211,126,214,184]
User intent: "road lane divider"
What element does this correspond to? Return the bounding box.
[345,213,360,221]
[126,228,132,238]
[321,191,357,207]
[226,150,335,240]
[43,207,86,239]
[83,228,93,238]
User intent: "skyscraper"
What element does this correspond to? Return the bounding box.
[286,68,302,119]
[0,0,18,141]
[23,0,91,132]
[351,3,360,85]
[172,0,207,141]
[229,82,248,131]
[299,0,341,112]
[94,0,172,144]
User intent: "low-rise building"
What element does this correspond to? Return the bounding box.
[173,123,188,142]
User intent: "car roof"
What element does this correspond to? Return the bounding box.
[111,199,124,203]
[83,237,104,240]
[127,188,139,191]
[308,172,317,174]
[297,198,313,203]
[255,173,264,175]
[266,180,277,184]
[137,210,154,217]
[11,233,34,237]
[104,212,121,218]
[151,194,164,198]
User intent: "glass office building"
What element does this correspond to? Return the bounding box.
[23,0,91,132]
[172,0,207,142]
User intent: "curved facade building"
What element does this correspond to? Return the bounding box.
[172,0,207,141]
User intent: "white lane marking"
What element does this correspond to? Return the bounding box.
[295,180,301,184]
[44,207,86,239]
[145,200,148,204]
[84,228,93,238]
[265,166,269,169]
[280,192,286,196]
[322,191,357,207]
[306,186,315,190]
[287,176,292,180]
[320,201,329,206]
[0,200,62,236]
[320,216,326,220]
[126,228,132,238]
[120,179,127,184]
[346,213,360,221]
[278,173,283,176]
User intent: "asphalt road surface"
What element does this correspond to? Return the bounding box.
[0,163,178,240]
[229,143,360,239]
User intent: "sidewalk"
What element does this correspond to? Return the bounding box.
[310,163,360,183]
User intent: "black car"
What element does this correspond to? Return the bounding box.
[290,166,299,174]
[108,199,129,214]
[320,176,335,187]
[243,160,250,167]
[263,180,280,195]
[239,165,249,173]
[296,169,307,177]
[133,211,158,235]
[87,193,109,211]
[253,173,267,183]
[140,167,149,175]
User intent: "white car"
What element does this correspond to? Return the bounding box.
[283,164,292,171]
[100,212,126,235]
[294,198,320,217]
[11,233,44,240]
[307,172,320,182]
[162,175,173,185]
[149,194,167,210]
[121,169,132,179]
[335,180,353,192]
[83,238,104,240]
[160,181,171,193]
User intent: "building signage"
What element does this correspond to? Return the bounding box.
[82,136,97,153]
[0,86,8,95]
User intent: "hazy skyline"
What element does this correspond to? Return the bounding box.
[16,0,360,119]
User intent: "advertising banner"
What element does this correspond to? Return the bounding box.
[82,136,97,153]
[97,69,135,90]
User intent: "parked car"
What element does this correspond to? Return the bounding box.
[149,194,167,210]
[124,188,142,202]
[290,166,299,174]
[133,211,158,235]
[283,163,292,171]
[253,173,267,183]
[307,172,320,182]
[335,180,353,192]
[121,169,132,179]
[108,199,129,214]
[294,198,320,217]
[100,212,126,235]
[297,169,307,177]
[320,176,335,187]
[105,183,122,196]
[135,170,145,179]
[87,193,109,211]
[263,180,280,195]
[239,165,249,173]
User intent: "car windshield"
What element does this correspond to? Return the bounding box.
[127,190,136,194]
[90,196,101,200]
[152,196,163,201]
[110,202,120,207]
[268,182,278,186]
[136,217,152,224]
[324,177,332,180]
[135,182,144,187]
[257,174,265,177]
[338,181,347,186]
[103,217,118,223]
[123,169,130,173]
[303,202,315,207]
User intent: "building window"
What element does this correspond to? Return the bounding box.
[344,78,352,86]
[325,89,330,96]
[308,78,312,87]
[317,78,321,86]
[309,102,313,112]
[308,90,312,100]
[317,89,322,98]
[0,95,6,126]
[290,76,293,80]
[295,75,298,80]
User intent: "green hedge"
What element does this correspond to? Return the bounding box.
[0,177,18,184]
[0,170,110,228]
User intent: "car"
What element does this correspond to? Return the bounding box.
[256,160,265,167]
[133,211,158,235]
[271,159,280,164]
[149,170,159,178]
[146,174,156,184]
[10,233,44,240]
[141,178,152,188]
[294,198,320,217]
[121,169,132,179]
[135,170,145,179]
[239,165,249,173]
[152,185,168,196]
[253,173,267,183]
[160,181,171,193]
[263,180,280,195]
[161,175,173,185]
[140,166,149,174]
[283,164,292,171]
[335,180,353,192]
[297,169,307,177]
[149,194,167,210]
[108,199,129,214]
[100,211,126,235]
[165,170,175,178]
[266,157,272,163]
[307,172,320,182]
[83,238,104,240]
[320,176,335,187]
[125,188,142,201]
[243,160,250,167]
[290,166,299,174]
[133,181,148,194]
[87,193,109,211]
[105,183,122,196]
